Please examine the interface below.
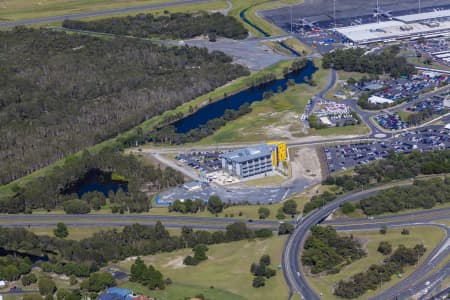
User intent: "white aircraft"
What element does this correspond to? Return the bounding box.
[373,7,393,18]
[293,18,317,29]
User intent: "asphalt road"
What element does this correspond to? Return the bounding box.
[282,182,450,300]
[0,213,286,226]
[0,0,215,28]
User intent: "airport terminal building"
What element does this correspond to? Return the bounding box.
[221,144,284,179]
[336,9,450,45]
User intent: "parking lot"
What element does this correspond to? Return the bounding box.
[311,98,358,126]
[375,112,408,130]
[324,125,450,173]
[175,151,222,174]
[156,181,297,206]
[183,38,294,71]
[408,38,450,68]
[358,72,449,104]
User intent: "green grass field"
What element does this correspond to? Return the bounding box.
[117,235,289,300]
[0,0,184,21]
[306,226,446,300]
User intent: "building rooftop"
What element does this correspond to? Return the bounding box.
[222,144,275,163]
[107,288,132,298]
[395,9,450,23]
[337,19,450,43]
[368,95,394,104]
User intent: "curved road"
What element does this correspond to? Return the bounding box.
[282,184,450,300]
[0,0,215,28]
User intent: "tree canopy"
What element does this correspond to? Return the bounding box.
[0,27,248,185]
[63,12,248,40]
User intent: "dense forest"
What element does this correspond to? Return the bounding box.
[302,226,366,274]
[335,243,426,298]
[359,177,450,215]
[0,28,249,185]
[0,148,184,213]
[324,149,450,191]
[322,47,416,78]
[63,12,248,40]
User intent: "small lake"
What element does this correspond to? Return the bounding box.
[64,169,128,198]
[173,60,317,133]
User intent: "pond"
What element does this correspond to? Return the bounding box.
[173,60,317,133]
[63,169,128,198]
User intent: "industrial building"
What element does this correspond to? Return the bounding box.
[336,9,450,45]
[221,142,287,179]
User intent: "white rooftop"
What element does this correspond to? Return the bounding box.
[395,9,450,23]
[337,19,450,43]
[368,95,394,104]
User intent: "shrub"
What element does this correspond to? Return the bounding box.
[278,223,294,235]
[63,200,90,214]
[282,199,297,215]
[342,202,355,214]
[377,241,392,255]
[258,207,270,219]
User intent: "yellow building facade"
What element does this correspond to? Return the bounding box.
[267,141,287,167]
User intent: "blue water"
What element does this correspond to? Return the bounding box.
[64,169,128,198]
[76,181,128,198]
[173,60,317,133]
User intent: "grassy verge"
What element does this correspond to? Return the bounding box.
[117,235,289,300]
[397,109,414,122]
[241,174,286,187]
[229,0,303,37]
[305,226,446,300]
[308,124,370,136]
[28,226,120,240]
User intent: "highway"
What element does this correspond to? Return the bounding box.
[281,183,450,300]
[0,0,215,28]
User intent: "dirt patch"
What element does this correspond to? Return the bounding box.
[291,147,323,182]
[163,256,186,269]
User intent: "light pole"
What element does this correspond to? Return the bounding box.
[419,0,421,14]
[376,0,380,24]
[333,0,336,29]
[290,5,293,33]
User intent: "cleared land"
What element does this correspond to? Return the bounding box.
[116,235,289,300]
[305,226,446,300]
